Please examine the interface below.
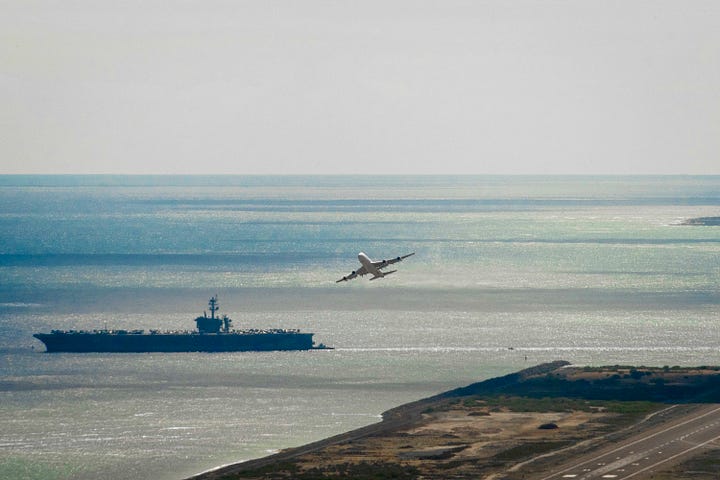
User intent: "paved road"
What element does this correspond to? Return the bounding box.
[537,404,720,480]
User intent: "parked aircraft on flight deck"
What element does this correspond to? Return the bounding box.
[336,252,415,283]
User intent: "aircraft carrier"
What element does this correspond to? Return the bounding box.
[34,296,328,353]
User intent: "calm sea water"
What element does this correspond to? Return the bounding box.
[1,175,719,480]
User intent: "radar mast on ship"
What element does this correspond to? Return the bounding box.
[195,295,231,333]
[209,295,219,319]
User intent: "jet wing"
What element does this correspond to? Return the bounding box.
[336,265,368,283]
[372,252,415,270]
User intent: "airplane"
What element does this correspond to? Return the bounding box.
[336,252,415,283]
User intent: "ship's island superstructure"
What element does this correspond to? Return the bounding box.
[34,296,328,353]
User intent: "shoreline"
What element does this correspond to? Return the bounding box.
[185,362,568,479]
[186,361,720,480]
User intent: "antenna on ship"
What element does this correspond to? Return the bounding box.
[209,295,219,320]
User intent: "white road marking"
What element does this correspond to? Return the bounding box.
[536,406,720,480]
[622,433,720,480]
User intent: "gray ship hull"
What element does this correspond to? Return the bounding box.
[34,331,317,353]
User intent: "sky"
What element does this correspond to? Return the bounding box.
[1,1,719,175]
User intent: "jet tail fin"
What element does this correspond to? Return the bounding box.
[370,270,397,280]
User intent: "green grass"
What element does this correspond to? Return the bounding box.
[449,395,661,416]
[653,448,720,479]
[493,441,571,462]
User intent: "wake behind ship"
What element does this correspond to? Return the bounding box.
[34,296,329,353]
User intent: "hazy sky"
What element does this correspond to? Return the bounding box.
[1,1,719,175]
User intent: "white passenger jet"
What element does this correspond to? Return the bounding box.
[336,252,415,283]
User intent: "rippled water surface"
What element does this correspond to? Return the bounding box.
[1,176,719,479]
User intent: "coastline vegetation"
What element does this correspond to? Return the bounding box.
[445,395,661,416]
[234,461,420,480]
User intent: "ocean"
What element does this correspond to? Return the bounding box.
[1,175,719,480]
